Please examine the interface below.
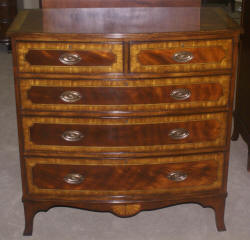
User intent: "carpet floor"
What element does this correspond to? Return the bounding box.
[0,15,249,239]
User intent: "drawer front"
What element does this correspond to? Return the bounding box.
[130,39,232,73]
[22,113,227,155]
[16,41,123,74]
[25,153,224,196]
[20,75,230,113]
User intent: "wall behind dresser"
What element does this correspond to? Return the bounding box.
[23,0,39,8]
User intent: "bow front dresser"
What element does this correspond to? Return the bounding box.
[7,6,240,235]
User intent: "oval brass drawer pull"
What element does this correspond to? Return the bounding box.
[167,171,188,182]
[64,173,84,184]
[59,52,82,65]
[170,88,191,101]
[60,91,82,103]
[173,51,194,63]
[61,130,84,142]
[168,128,189,140]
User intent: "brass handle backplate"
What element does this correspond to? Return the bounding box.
[61,130,84,142]
[167,171,188,182]
[60,90,82,103]
[173,51,193,63]
[64,173,84,184]
[168,128,189,140]
[170,88,191,101]
[59,52,82,65]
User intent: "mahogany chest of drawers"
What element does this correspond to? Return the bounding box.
[8,7,240,235]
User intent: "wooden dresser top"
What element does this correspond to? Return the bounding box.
[8,7,240,38]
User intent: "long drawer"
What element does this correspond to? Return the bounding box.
[19,75,230,113]
[16,41,123,74]
[25,153,224,196]
[130,39,232,73]
[22,113,227,155]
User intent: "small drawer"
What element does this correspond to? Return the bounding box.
[16,41,123,74]
[22,113,227,156]
[20,75,230,113]
[25,153,224,196]
[130,39,232,73]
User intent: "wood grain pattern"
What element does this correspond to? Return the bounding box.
[29,121,219,146]
[111,204,141,217]
[41,7,200,34]
[19,75,230,113]
[22,113,227,154]
[25,153,223,195]
[26,83,222,104]
[22,193,228,237]
[7,8,240,37]
[41,0,201,8]
[130,39,232,73]
[7,6,240,235]
[21,194,227,236]
[25,50,116,66]
[17,41,123,74]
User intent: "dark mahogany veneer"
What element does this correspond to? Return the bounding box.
[7,3,240,235]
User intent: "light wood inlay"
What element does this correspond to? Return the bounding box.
[25,153,224,196]
[16,41,123,74]
[22,113,227,155]
[7,7,240,234]
[111,204,141,217]
[130,39,232,73]
[19,75,230,112]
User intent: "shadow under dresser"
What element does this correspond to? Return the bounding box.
[7,6,240,235]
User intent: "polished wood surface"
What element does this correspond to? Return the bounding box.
[232,0,250,171]
[26,83,224,105]
[8,7,240,235]
[25,153,223,196]
[40,0,201,8]
[22,113,227,156]
[130,39,232,73]
[22,194,227,235]
[16,41,123,74]
[26,50,117,66]
[31,157,222,193]
[8,8,240,36]
[137,46,226,65]
[28,118,222,146]
[20,75,230,116]
[15,38,234,75]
